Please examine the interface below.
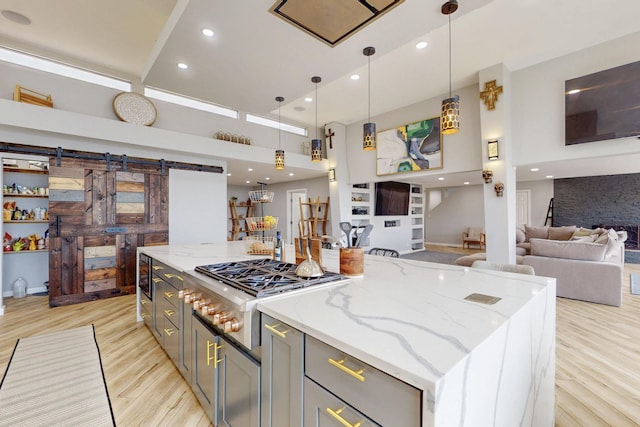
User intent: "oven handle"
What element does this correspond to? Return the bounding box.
[264,322,290,339]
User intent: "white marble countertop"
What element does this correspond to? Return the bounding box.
[139,242,554,392]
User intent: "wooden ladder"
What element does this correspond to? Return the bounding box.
[544,198,554,226]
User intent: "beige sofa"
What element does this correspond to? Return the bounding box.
[519,225,626,307]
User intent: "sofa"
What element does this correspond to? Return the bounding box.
[519,225,626,307]
[456,225,626,306]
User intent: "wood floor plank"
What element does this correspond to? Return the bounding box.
[1,251,640,426]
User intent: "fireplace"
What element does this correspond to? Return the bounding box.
[594,225,639,250]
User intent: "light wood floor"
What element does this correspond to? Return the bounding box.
[1,259,640,426]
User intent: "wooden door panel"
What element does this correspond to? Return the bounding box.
[48,160,168,306]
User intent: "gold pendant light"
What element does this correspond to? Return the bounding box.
[275,96,285,169]
[311,76,323,162]
[441,1,460,135]
[363,46,376,150]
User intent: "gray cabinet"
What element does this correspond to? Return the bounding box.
[191,315,261,427]
[218,336,261,427]
[260,313,303,427]
[192,315,221,425]
[305,335,421,427]
[304,377,379,427]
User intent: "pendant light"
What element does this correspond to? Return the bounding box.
[441,0,460,135]
[311,76,322,162]
[363,46,376,150]
[275,96,285,170]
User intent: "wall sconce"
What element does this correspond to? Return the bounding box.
[482,169,493,183]
[487,139,499,160]
[328,168,336,182]
[494,181,504,197]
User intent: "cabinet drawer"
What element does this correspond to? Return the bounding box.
[163,303,180,330]
[162,281,180,309]
[304,377,379,427]
[305,335,421,427]
[162,316,180,365]
[152,261,185,290]
[140,294,153,328]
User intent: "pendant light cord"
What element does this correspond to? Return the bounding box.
[315,81,318,139]
[278,100,281,149]
[368,54,371,122]
[448,13,452,98]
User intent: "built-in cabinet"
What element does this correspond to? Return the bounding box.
[410,184,425,250]
[261,314,304,427]
[2,157,50,296]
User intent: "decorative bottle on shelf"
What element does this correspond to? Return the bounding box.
[274,231,282,262]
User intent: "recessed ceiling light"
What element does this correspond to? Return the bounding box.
[177,63,188,70]
[289,173,294,176]
[1,10,31,25]
[304,97,312,102]
[202,28,214,37]
[463,181,470,185]
[245,180,250,184]
[416,41,428,49]
[248,168,253,171]
[438,177,445,181]
[227,173,231,176]
[546,175,554,179]
[567,89,581,95]
[265,177,270,180]
[530,168,540,172]
[350,74,360,80]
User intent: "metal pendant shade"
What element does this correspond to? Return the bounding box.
[311,76,323,162]
[275,96,285,169]
[441,1,460,135]
[363,46,376,150]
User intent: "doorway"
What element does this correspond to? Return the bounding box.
[286,189,306,244]
[516,189,531,226]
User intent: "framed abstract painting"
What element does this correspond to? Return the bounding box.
[376,116,442,176]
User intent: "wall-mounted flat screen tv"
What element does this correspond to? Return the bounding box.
[565,60,640,145]
[375,181,409,216]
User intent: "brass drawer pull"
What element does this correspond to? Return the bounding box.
[164,309,175,316]
[152,278,162,284]
[163,328,175,336]
[326,406,362,427]
[264,323,289,339]
[164,291,175,298]
[141,312,149,319]
[140,299,148,305]
[152,265,164,271]
[164,273,183,281]
[206,340,223,368]
[328,358,365,382]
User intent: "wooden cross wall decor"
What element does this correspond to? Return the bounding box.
[480,80,503,110]
[325,128,335,149]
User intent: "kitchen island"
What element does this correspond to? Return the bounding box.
[137,242,555,426]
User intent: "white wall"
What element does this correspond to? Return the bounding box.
[346,84,482,185]
[425,185,485,246]
[0,60,314,155]
[516,180,554,227]
[169,169,227,244]
[512,31,640,167]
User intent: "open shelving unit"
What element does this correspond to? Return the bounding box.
[409,184,424,250]
[299,196,330,238]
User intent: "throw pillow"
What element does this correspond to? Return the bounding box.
[603,228,621,259]
[529,238,607,261]
[570,228,594,239]
[525,225,549,241]
[515,226,526,244]
[548,226,577,241]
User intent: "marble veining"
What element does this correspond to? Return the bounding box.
[140,242,556,426]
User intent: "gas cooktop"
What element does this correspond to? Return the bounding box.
[194,258,346,298]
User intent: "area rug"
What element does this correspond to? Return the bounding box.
[630,274,640,295]
[0,325,115,427]
[400,250,462,265]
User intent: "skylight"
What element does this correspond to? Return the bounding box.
[0,47,131,91]
[246,114,308,137]
[144,87,238,119]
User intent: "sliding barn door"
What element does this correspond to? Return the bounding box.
[48,159,168,306]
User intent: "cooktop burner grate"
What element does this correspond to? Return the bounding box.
[194,259,345,297]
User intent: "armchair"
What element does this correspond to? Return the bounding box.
[462,227,485,249]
